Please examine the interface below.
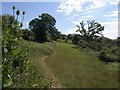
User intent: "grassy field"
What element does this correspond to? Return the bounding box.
[14,40,118,88]
[45,41,118,88]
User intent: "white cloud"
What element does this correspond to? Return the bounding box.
[86,0,106,10]
[57,0,82,15]
[64,27,79,35]
[86,10,94,14]
[56,0,111,15]
[109,1,118,5]
[72,21,80,25]
[71,15,94,25]
[101,20,118,39]
[80,15,94,20]
[102,10,118,17]
[57,0,119,16]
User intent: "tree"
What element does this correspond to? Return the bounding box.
[29,13,59,42]
[21,29,35,41]
[76,20,104,42]
[67,34,74,40]
[72,34,80,45]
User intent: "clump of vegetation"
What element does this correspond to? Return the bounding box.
[98,45,119,63]
[2,6,29,87]
[17,40,56,88]
[21,29,35,41]
[72,34,80,45]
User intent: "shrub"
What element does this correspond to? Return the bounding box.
[78,40,89,48]
[2,7,29,87]
[98,47,119,63]
[22,29,35,41]
[72,34,80,45]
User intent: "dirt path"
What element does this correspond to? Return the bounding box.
[37,52,63,88]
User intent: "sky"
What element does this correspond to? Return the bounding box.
[2,0,119,39]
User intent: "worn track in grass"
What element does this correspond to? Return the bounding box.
[37,52,63,88]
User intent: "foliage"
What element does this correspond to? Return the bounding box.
[60,34,67,40]
[98,45,119,63]
[29,13,60,42]
[78,40,101,51]
[77,36,119,63]
[2,6,29,87]
[12,40,56,88]
[67,34,74,40]
[72,34,80,45]
[76,20,104,42]
[21,29,35,41]
[66,34,75,42]
[11,57,50,88]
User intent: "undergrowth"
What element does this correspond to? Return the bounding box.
[12,40,56,88]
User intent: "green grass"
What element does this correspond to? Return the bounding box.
[20,40,56,57]
[45,42,118,88]
[11,40,56,88]
[12,58,50,88]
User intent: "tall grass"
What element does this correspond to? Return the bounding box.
[20,40,56,57]
[12,40,56,88]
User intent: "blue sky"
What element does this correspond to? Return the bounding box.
[2,0,119,39]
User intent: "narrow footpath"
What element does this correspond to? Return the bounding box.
[37,52,63,88]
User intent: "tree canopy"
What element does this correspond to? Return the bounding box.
[29,13,60,42]
[76,20,104,42]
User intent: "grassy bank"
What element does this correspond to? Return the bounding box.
[20,40,56,57]
[12,40,56,88]
[45,42,118,88]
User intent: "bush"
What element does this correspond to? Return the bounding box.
[2,9,29,87]
[78,40,89,48]
[88,41,102,51]
[72,34,80,45]
[22,29,35,41]
[98,47,119,63]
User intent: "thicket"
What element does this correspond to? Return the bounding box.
[2,6,29,87]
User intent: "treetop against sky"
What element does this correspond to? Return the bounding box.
[2,0,119,39]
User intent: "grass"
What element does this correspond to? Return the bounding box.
[45,41,118,88]
[20,40,56,57]
[12,58,50,88]
[11,40,56,88]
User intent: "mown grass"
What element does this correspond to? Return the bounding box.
[45,41,118,88]
[12,40,56,88]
